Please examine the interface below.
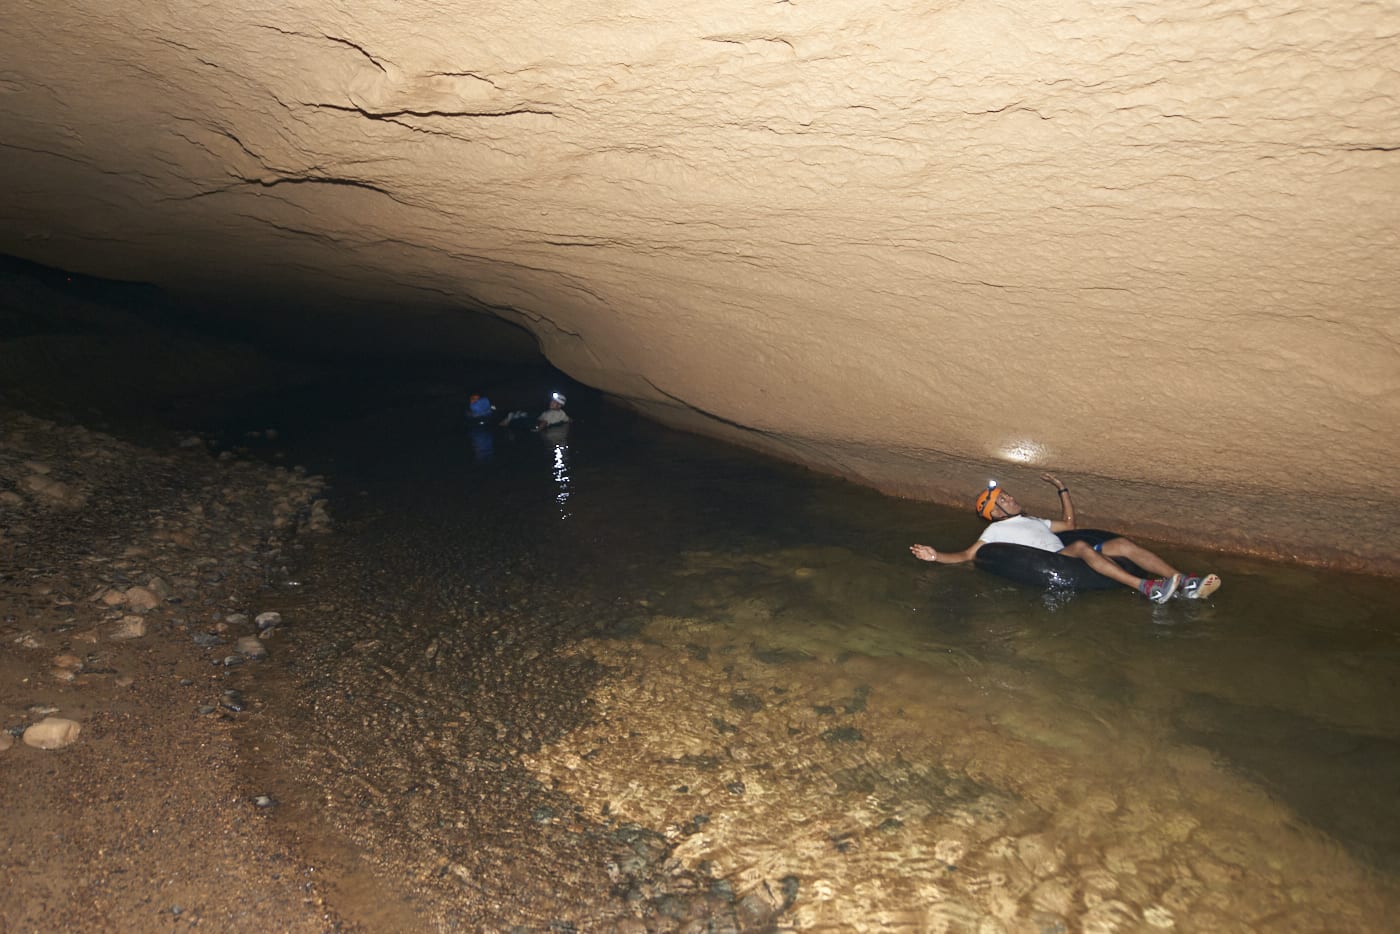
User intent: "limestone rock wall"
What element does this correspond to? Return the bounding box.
[2,1,1397,569]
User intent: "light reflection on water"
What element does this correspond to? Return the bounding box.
[548,428,572,519]
[247,390,1400,930]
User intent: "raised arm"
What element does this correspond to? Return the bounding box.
[910,541,984,564]
[1041,472,1075,532]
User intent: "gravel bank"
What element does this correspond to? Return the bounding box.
[0,407,345,932]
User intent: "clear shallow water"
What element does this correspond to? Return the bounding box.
[223,374,1400,931]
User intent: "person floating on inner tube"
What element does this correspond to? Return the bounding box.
[909,472,1221,604]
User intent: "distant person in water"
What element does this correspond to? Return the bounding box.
[466,393,495,422]
[533,392,570,431]
[499,391,571,430]
[909,472,1221,604]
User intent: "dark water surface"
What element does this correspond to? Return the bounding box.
[214,371,1400,931]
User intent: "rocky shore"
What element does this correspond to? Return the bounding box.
[0,407,343,932]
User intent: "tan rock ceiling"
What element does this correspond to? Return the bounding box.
[3,1,1398,571]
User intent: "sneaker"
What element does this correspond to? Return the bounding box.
[1139,575,1181,604]
[1177,573,1221,600]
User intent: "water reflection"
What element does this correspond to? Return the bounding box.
[541,423,571,519]
[468,424,494,462]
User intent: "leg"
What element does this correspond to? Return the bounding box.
[1099,538,1221,599]
[1059,541,1181,602]
[1058,540,1148,590]
[1097,537,1179,578]
[1097,537,1223,598]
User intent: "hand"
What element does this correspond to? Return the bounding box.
[910,544,937,563]
[1041,472,1065,489]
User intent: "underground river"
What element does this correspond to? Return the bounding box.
[203,368,1400,931]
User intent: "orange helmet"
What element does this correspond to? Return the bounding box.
[975,484,1002,520]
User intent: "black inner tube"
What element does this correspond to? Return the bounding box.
[974,529,1148,591]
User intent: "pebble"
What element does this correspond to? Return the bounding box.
[23,716,82,749]
[255,611,282,630]
[235,635,268,659]
[123,585,160,613]
[110,615,147,640]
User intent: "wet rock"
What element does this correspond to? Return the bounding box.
[21,473,87,508]
[841,685,870,714]
[751,646,815,665]
[235,636,268,660]
[110,615,147,640]
[1030,911,1070,933]
[255,611,281,631]
[23,716,82,749]
[729,690,764,712]
[123,586,160,611]
[306,499,332,532]
[0,733,13,752]
[191,631,223,647]
[734,876,799,928]
[820,726,864,744]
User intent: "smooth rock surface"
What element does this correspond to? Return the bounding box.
[23,716,82,750]
[1,1,1397,569]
